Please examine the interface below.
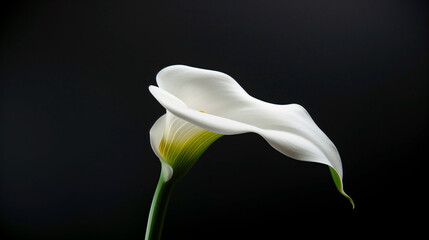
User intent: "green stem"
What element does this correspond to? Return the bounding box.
[145,170,176,240]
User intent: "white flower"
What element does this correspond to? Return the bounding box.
[149,65,354,208]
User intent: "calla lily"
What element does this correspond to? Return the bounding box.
[145,65,353,240]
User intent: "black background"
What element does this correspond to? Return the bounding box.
[2,0,428,239]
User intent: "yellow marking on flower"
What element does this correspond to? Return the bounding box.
[158,116,222,180]
[199,110,205,113]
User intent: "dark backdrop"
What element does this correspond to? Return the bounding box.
[2,0,428,239]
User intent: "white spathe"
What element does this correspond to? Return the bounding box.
[149,65,353,207]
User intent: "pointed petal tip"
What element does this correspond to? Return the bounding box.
[342,191,355,209]
[329,167,355,209]
[350,198,355,209]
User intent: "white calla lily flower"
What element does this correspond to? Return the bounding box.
[146,65,353,240]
